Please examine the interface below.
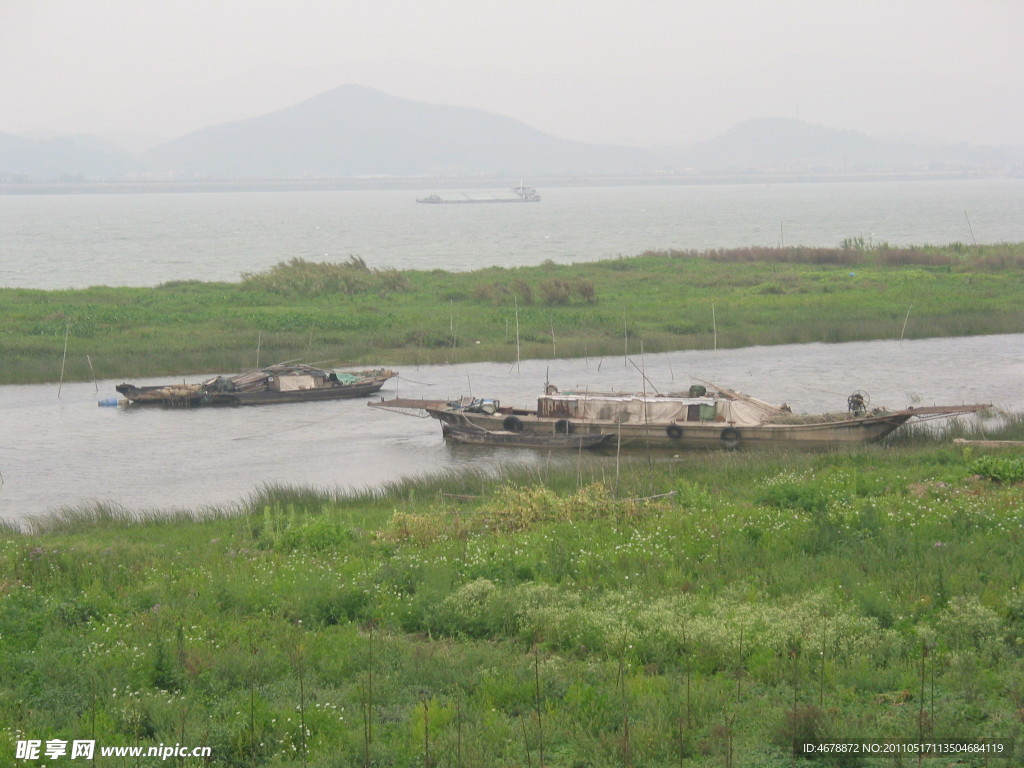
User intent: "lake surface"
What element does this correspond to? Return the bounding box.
[2,333,1021,525]
[2,178,1022,289]
[2,179,1022,523]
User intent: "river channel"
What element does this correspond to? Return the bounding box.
[1,333,1021,525]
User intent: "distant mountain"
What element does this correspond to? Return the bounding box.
[136,84,655,179]
[0,132,131,181]
[1,88,1019,182]
[659,117,1017,173]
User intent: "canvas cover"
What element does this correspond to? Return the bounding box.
[275,375,318,392]
[539,394,709,423]
[538,393,778,426]
[716,399,779,426]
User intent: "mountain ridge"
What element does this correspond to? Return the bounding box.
[136,84,654,178]
[2,85,1019,182]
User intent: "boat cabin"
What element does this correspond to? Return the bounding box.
[537,393,720,423]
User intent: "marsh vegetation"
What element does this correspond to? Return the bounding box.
[3,242,1023,385]
[3,430,1024,765]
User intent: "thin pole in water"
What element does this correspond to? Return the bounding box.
[712,302,717,351]
[58,321,70,397]
[256,331,262,368]
[964,210,977,246]
[628,355,660,395]
[450,300,457,362]
[515,297,521,374]
[900,305,913,346]
[86,355,99,392]
[623,309,628,367]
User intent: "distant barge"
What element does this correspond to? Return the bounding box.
[416,184,540,204]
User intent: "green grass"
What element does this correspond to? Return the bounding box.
[3,242,1024,384]
[3,437,1024,766]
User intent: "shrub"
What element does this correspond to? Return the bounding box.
[573,277,596,302]
[435,578,498,637]
[240,256,409,296]
[936,596,1004,660]
[539,279,572,305]
[771,704,825,754]
[968,454,1024,483]
[511,279,533,304]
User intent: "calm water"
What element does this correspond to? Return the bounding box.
[2,334,1022,524]
[2,180,1023,522]
[1,179,1023,289]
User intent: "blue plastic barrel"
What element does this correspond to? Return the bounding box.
[98,397,119,407]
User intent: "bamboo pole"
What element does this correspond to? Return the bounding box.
[515,298,521,374]
[900,305,913,345]
[712,302,717,351]
[965,210,977,245]
[57,321,70,397]
[86,354,98,392]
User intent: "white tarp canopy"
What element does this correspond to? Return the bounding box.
[539,394,711,424]
[539,392,783,426]
[716,399,779,426]
[275,375,318,392]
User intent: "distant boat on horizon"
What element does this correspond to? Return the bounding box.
[416,183,540,204]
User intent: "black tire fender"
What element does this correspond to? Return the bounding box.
[666,424,683,440]
[555,419,572,434]
[503,415,524,433]
[720,427,741,449]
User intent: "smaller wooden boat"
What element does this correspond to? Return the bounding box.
[117,364,396,408]
[441,422,611,449]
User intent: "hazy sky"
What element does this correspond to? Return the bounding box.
[2,0,1022,151]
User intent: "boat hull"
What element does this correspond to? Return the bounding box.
[221,379,390,406]
[118,377,392,408]
[427,407,915,450]
[441,422,611,449]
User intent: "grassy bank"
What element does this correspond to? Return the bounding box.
[3,436,1024,766]
[2,243,1024,385]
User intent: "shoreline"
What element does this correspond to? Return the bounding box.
[1,170,1018,196]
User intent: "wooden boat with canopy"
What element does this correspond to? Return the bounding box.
[370,383,989,451]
